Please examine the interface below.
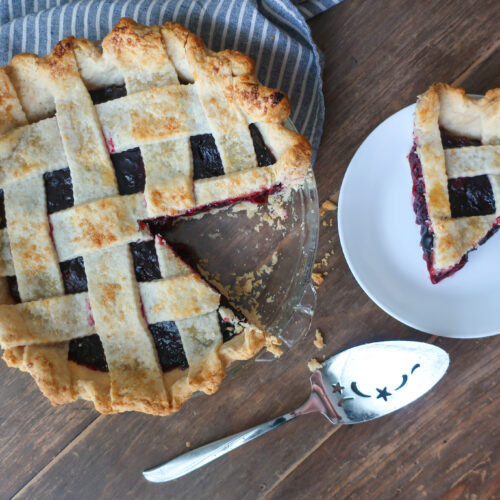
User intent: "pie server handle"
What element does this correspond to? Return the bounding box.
[142,410,299,483]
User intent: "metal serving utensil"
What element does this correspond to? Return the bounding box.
[143,340,449,483]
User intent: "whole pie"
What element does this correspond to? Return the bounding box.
[409,83,500,283]
[0,18,311,415]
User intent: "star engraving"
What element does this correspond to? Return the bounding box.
[331,382,344,394]
[376,387,391,401]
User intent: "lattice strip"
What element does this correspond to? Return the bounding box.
[50,193,149,261]
[185,37,258,175]
[176,312,224,393]
[4,175,64,301]
[85,245,167,409]
[105,20,195,216]
[445,146,500,178]
[37,40,118,205]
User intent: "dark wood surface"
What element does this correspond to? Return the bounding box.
[2,1,499,498]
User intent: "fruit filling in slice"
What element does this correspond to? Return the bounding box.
[409,127,499,283]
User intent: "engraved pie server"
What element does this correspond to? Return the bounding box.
[143,340,449,483]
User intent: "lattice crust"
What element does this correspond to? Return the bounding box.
[0,18,310,415]
[414,83,500,271]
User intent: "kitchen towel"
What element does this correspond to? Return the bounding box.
[0,0,342,158]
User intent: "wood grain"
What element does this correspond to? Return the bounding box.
[2,1,499,499]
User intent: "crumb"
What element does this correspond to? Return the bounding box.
[319,199,337,216]
[265,336,283,358]
[313,329,324,349]
[308,358,323,372]
[186,441,191,448]
[312,272,324,286]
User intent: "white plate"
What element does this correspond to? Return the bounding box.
[338,103,500,339]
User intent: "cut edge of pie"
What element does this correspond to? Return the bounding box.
[409,83,500,283]
[0,18,312,415]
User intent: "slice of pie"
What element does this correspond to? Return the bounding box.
[0,19,311,415]
[409,83,500,283]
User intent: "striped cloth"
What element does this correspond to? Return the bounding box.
[0,0,341,159]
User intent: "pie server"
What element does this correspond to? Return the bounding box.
[143,340,449,483]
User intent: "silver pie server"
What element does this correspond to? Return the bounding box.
[143,340,449,483]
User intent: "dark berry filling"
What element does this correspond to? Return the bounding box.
[111,148,146,195]
[130,240,161,282]
[249,123,276,167]
[440,127,482,149]
[190,134,225,180]
[0,189,5,230]
[7,275,20,303]
[149,321,188,371]
[409,128,498,283]
[44,167,74,214]
[89,84,127,105]
[68,334,108,371]
[60,256,88,294]
[448,175,495,218]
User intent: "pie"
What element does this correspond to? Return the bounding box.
[409,83,500,283]
[0,18,311,415]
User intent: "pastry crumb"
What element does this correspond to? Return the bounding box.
[186,441,191,448]
[319,199,337,216]
[265,336,283,358]
[312,272,324,286]
[308,358,323,372]
[313,329,324,349]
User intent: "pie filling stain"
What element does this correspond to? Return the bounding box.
[410,128,498,283]
[16,84,277,372]
[44,167,74,214]
[110,147,146,195]
[89,84,127,105]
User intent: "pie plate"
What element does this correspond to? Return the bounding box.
[338,102,500,339]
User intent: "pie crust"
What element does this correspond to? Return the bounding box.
[410,83,500,283]
[0,18,312,415]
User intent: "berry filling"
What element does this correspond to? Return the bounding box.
[409,127,498,283]
[191,134,225,180]
[149,321,188,371]
[60,256,88,294]
[0,190,6,230]
[5,85,277,372]
[68,334,108,371]
[130,240,161,282]
[249,123,276,167]
[111,147,146,195]
[44,167,74,214]
[89,84,127,105]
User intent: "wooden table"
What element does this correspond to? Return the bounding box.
[2,1,499,498]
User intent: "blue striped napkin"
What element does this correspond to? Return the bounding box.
[0,0,342,159]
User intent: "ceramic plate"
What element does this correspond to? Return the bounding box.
[338,103,500,338]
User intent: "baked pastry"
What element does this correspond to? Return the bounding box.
[409,83,500,283]
[0,18,311,415]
